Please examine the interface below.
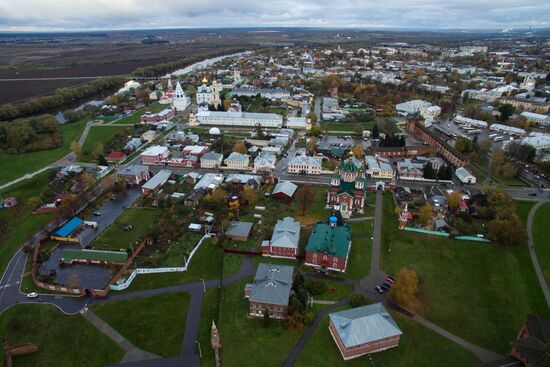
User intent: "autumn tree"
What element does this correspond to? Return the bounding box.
[26,196,41,210]
[92,143,104,161]
[228,199,241,220]
[242,186,258,205]
[295,186,315,215]
[487,214,526,246]
[418,205,432,226]
[308,137,317,154]
[388,267,419,308]
[351,144,364,158]
[371,124,380,139]
[80,172,96,191]
[232,140,247,154]
[70,140,81,159]
[447,190,463,212]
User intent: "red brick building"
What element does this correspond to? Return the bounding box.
[261,217,300,259]
[305,220,351,273]
[405,116,469,167]
[140,145,169,165]
[140,108,175,124]
[329,303,402,360]
[510,314,550,366]
[327,156,367,218]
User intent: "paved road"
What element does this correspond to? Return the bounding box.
[527,200,550,309]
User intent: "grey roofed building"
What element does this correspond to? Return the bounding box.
[201,151,223,161]
[272,181,298,198]
[248,263,294,305]
[271,217,300,250]
[225,174,262,187]
[329,303,402,349]
[194,173,224,191]
[116,164,148,177]
[142,169,171,192]
[226,221,253,239]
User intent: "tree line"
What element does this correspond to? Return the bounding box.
[0,114,62,154]
[0,76,126,121]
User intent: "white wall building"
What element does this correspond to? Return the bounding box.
[254,152,277,172]
[287,156,321,175]
[195,110,283,128]
[200,151,223,169]
[172,81,190,113]
[225,152,250,170]
[455,167,476,184]
[365,156,394,179]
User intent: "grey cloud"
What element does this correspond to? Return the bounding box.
[0,0,548,31]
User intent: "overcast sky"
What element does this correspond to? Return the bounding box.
[0,0,549,32]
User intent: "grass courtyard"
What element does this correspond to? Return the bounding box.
[0,304,124,367]
[344,221,373,279]
[380,194,550,354]
[0,119,87,185]
[91,207,162,251]
[294,306,479,367]
[79,125,132,162]
[108,102,166,125]
[91,293,190,357]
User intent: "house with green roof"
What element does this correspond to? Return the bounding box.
[305,220,352,272]
[329,303,402,360]
[327,154,367,218]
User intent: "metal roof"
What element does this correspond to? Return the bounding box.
[271,217,300,249]
[53,217,83,238]
[226,221,253,238]
[306,222,351,258]
[248,263,294,306]
[329,303,402,348]
[272,181,297,197]
[142,169,171,190]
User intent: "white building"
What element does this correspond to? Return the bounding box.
[520,111,550,127]
[287,156,321,175]
[254,152,277,172]
[140,145,169,165]
[396,100,441,123]
[196,78,221,110]
[489,123,526,137]
[521,133,550,151]
[225,152,250,170]
[286,116,311,130]
[365,156,394,179]
[172,81,190,113]
[455,167,476,184]
[232,87,290,100]
[195,110,283,128]
[200,151,223,169]
[454,115,488,128]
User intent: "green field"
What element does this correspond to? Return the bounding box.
[0,304,124,367]
[344,221,373,279]
[60,249,128,263]
[91,208,161,251]
[91,293,190,357]
[0,171,53,275]
[380,194,550,353]
[533,203,550,286]
[80,125,132,162]
[116,240,243,293]
[294,307,479,367]
[0,119,87,185]
[322,121,374,132]
[108,103,166,125]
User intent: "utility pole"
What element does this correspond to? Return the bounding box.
[201,278,206,293]
[195,340,202,358]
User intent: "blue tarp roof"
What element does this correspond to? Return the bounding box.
[53,217,83,238]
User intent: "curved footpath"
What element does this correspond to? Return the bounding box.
[527,200,550,308]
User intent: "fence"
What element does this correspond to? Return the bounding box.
[403,226,491,243]
[109,233,211,290]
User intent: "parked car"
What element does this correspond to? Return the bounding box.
[383,282,392,288]
[26,292,38,298]
[385,276,394,284]
[375,286,384,294]
[380,284,390,291]
[386,275,395,282]
[93,211,102,216]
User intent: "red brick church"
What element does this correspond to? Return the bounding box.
[326,154,367,218]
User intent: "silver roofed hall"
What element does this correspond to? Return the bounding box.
[329,303,402,360]
[244,263,294,319]
[193,110,283,128]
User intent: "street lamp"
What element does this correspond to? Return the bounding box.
[200,278,206,293]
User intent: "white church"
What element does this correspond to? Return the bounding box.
[196,77,222,111]
[172,81,191,115]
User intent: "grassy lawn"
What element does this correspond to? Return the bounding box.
[322,121,374,132]
[0,171,53,275]
[115,240,243,293]
[0,304,124,367]
[109,103,166,125]
[80,125,132,162]
[0,119,87,185]
[91,293,190,357]
[294,307,479,367]
[212,277,304,367]
[493,173,529,187]
[380,194,550,354]
[197,284,222,367]
[311,279,355,302]
[344,221,373,279]
[91,208,162,251]
[161,231,204,267]
[533,203,550,286]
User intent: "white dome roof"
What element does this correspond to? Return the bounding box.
[209,127,221,135]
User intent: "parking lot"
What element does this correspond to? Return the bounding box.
[317,135,369,151]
